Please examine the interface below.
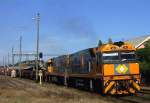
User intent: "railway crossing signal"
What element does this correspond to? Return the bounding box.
[39,52,43,59]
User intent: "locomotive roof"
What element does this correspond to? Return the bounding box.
[97,43,136,52]
[50,42,136,60]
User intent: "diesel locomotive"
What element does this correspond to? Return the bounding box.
[45,42,141,95]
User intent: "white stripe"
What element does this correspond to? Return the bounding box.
[103,53,118,56]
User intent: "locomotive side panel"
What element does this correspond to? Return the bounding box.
[69,49,94,74]
[51,48,96,74]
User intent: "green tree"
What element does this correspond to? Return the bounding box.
[145,39,150,48]
[136,40,150,83]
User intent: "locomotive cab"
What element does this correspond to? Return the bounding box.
[97,43,140,94]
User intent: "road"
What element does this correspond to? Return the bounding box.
[0,75,149,103]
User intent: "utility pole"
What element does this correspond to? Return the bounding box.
[19,36,22,77]
[64,55,69,86]
[8,53,10,67]
[12,47,14,68]
[33,13,40,81]
[2,56,4,77]
[4,56,7,76]
[4,56,6,67]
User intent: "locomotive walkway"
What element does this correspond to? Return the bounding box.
[0,75,149,103]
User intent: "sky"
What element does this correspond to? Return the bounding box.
[0,0,150,65]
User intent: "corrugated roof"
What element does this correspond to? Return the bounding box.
[126,35,150,48]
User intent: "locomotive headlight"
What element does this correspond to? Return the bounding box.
[135,80,139,84]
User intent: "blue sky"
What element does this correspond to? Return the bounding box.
[0,0,150,64]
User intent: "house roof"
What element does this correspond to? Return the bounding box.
[126,35,150,48]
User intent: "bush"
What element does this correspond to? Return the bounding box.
[136,40,150,84]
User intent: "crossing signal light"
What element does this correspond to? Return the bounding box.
[39,52,43,58]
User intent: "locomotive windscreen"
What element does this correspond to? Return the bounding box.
[102,52,119,63]
[120,51,136,62]
[102,51,137,63]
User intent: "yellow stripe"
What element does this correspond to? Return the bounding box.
[104,80,109,85]
[104,81,115,93]
[132,81,140,91]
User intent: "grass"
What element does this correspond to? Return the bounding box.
[0,76,124,103]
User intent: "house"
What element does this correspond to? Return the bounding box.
[126,35,150,49]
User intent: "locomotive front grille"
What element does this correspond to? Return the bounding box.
[103,76,140,95]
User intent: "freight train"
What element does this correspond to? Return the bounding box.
[45,41,141,95]
[0,41,141,95]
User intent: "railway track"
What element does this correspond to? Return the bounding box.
[140,87,150,94]
[115,88,150,103]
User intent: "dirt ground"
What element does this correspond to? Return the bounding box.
[0,75,149,103]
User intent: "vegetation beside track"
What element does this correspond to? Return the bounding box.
[0,75,118,103]
[136,40,150,85]
[1,75,150,103]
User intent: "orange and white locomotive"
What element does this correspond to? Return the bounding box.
[38,41,141,95]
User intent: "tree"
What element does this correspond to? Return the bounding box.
[145,39,150,48]
[136,40,150,83]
